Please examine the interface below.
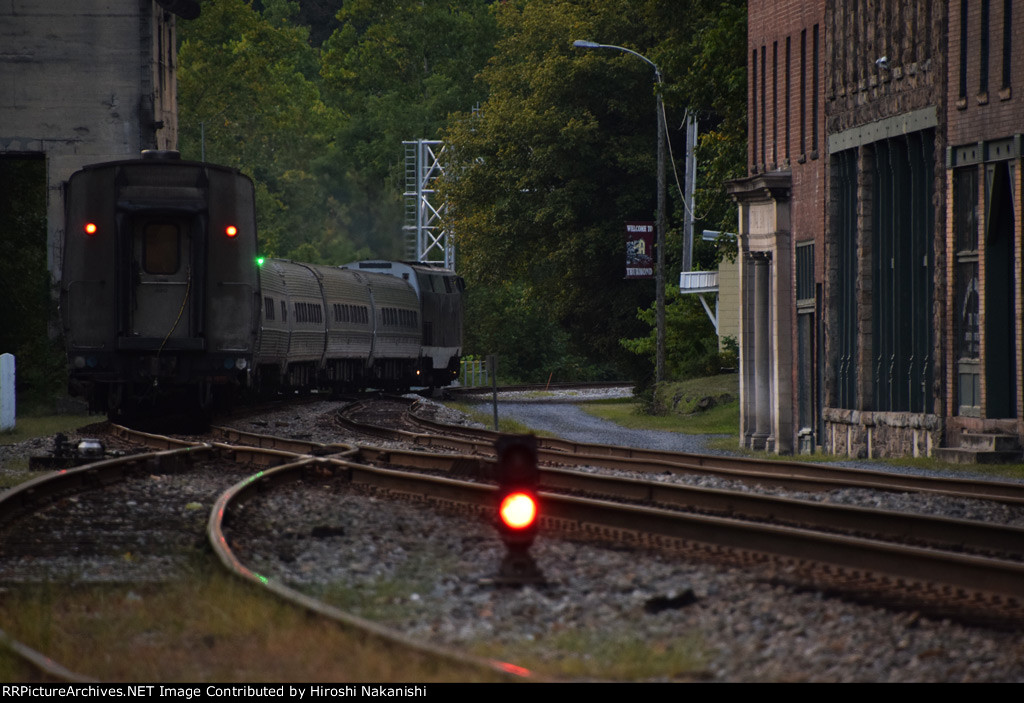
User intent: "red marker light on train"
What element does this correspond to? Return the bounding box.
[225,225,238,238]
[84,223,98,236]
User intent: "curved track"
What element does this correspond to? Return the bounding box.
[4,398,1024,679]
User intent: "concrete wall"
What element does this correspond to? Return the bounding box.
[716,257,739,347]
[0,0,178,280]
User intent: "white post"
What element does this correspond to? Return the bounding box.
[0,354,15,431]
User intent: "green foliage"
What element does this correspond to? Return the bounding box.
[620,287,722,382]
[178,0,343,259]
[442,0,746,381]
[178,0,498,262]
[0,157,66,409]
[174,0,747,383]
[318,0,499,257]
[463,283,612,382]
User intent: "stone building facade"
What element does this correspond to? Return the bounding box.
[821,1,947,458]
[728,0,827,454]
[0,0,194,281]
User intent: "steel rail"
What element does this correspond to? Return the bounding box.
[0,440,213,682]
[54,422,1024,632]
[0,426,529,682]
[354,445,1024,559]
[393,402,1024,505]
[207,455,537,682]
[313,454,1024,604]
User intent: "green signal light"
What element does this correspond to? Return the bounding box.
[256,256,265,267]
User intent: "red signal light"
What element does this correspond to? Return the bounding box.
[84,222,98,236]
[491,434,545,585]
[499,492,537,530]
[225,225,238,238]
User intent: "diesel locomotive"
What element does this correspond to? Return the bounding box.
[60,151,463,418]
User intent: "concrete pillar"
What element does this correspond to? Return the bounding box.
[751,254,772,449]
[0,354,14,431]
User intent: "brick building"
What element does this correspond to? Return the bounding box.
[944,0,1024,458]
[732,2,1024,458]
[821,1,946,457]
[727,0,826,454]
[0,0,197,281]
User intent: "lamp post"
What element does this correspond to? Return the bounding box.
[573,40,666,383]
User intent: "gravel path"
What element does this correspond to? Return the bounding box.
[480,400,727,454]
[467,391,1024,484]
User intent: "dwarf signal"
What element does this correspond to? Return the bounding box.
[492,435,545,585]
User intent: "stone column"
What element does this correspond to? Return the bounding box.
[751,252,772,449]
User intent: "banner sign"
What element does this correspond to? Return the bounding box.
[625,221,654,278]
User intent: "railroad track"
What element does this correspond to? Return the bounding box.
[331,398,1024,623]
[4,399,1024,680]
[0,425,528,682]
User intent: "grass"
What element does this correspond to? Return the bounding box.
[576,374,1024,480]
[579,374,740,437]
[319,573,711,681]
[469,627,710,681]
[580,396,739,436]
[0,557,501,682]
[0,413,101,446]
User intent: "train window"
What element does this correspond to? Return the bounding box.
[281,301,287,322]
[443,276,452,294]
[264,296,275,321]
[142,223,179,274]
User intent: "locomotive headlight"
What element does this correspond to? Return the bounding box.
[235,357,247,370]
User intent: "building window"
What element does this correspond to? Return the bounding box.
[870,131,935,413]
[785,36,791,162]
[1002,0,1012,92]
[960,0,969,103]
[772,41,778,167]
[761,44,767,168]
[834,149,858,409]
[953,166,981,414]
[811,24,819,155]
[800,29,807,157]
[751,48,758,170]
[980,0,990,98]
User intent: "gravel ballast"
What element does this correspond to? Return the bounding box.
[4,396,1024,681]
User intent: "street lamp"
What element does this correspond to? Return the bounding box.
[573,40,666,384]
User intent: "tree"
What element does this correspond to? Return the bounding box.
[177,0,357,261]
[0,157,64,408]
[442,0,744,380]
[318,0,499,257]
